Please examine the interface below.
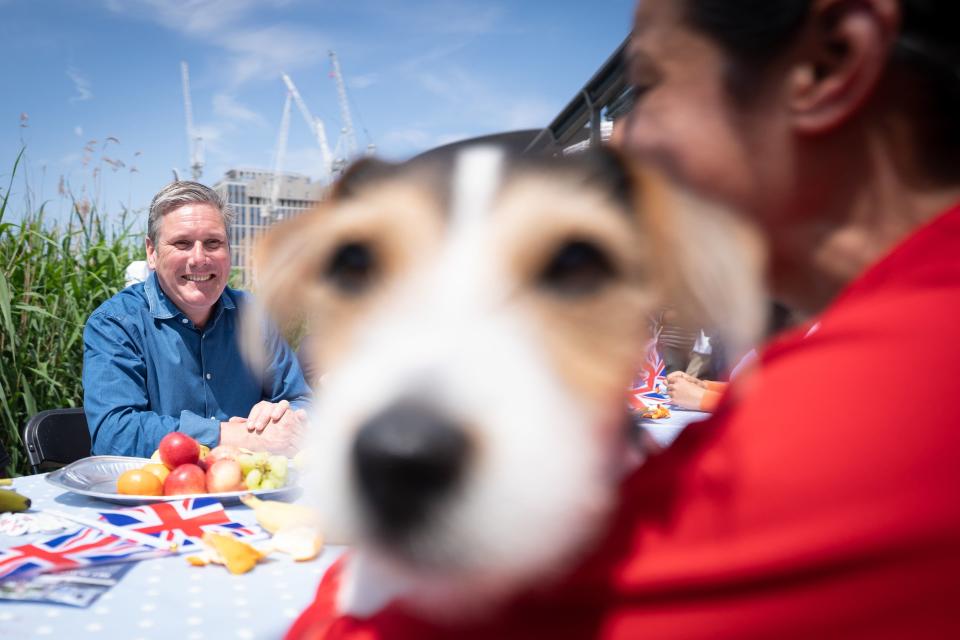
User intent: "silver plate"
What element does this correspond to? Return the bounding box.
[45,455,301,505]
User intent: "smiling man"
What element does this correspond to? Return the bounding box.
[83,181,310,459]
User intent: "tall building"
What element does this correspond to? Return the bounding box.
[212,169,327,286]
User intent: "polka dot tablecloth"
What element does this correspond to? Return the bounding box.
[638,408,710,447]
[0,474,344,640]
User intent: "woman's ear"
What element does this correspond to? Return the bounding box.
[788,0,901,134]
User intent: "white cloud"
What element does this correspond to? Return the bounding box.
[380,127,433,148]
[411,2,504,36]
[434,132,474,147]
[410,65,553,132]
[179,123,228,171]
[349,73,379,90]
[212,93,265,126]
[102,0,279,35]
[503,99,555,130]
[371,0,506,37]
[102,0,328,88]
[67,68,93,102]
[217,25,331,88]
[189,122,231,161]
[415,70,456,98]
[395,42,470,75]
[74,125,83,137]
[376,127,497,159]
[282,146,331,179]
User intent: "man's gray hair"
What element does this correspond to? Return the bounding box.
[147,181,234,245]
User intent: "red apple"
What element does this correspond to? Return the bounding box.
[203,445,242,470]
[163,463,207,496]
[158,432,200,470]
[206,459,244,493]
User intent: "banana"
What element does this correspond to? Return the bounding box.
[239,494,318,534]
[0,488,31,513]
[269,525,324,561]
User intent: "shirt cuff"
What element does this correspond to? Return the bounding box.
[290,399,311,412]
[179,410,221,448]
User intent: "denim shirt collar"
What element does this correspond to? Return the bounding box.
[143,271,236,326]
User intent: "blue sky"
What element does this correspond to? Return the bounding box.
[1,0,636,223]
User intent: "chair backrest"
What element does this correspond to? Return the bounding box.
[23,408,91,474]
[0,441,10,477]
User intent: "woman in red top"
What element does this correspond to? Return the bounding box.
[289,1,960,637]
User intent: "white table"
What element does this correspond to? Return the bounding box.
[0,412,706,639]
[638,407,711,447]
[0,474,344,640]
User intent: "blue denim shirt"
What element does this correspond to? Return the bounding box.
[82,272,311,458]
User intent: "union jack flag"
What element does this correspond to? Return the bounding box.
[0,527,156,582]
[97,497,264,549]
[629,333,669,410]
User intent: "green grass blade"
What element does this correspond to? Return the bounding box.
[0,271,16,352]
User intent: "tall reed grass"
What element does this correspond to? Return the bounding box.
[1,151,144,475]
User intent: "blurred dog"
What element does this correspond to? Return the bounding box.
[253,143,765,621]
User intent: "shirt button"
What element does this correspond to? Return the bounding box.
[206,373,212,380]
[181,318,189,324]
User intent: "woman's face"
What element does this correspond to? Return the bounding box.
[616,0,795,230]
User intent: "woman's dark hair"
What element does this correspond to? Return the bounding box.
[684,0,960,145]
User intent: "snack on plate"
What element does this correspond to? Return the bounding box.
[640,404,671,420]
[186,532,269,574]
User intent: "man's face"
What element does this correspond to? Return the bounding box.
[146,203,230,327]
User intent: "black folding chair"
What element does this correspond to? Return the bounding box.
[23,408,91,474]
[0,442,10,477]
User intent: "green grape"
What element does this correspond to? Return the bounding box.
[238,454,256,476]
[267,455,288,481]
[251,452,269,467]
[245,468,263,490]
[259,477,280,490]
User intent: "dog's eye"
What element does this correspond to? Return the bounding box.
[539,239,616,296]
[325,242,377,295]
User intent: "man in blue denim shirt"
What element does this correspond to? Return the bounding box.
[83,182,311,458]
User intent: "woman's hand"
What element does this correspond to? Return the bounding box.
[666,371,707,388]
[667,376,707,410]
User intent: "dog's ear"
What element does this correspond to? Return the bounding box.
[623,156,769,364]
[240,206,326,377]
[243,158,401,374]
[332,157,398,201]
[252,158,398,319]
[565,147,634,209]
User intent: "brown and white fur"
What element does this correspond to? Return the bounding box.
[252,143,766,621]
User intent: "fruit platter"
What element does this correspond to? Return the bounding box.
[45,433,300,505]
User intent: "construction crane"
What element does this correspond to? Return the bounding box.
[328,50,359,160]
[267,90,293,219]
[180,61,204,181]
[281,72,334,180]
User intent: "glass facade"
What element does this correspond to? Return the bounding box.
[214,171,326,287]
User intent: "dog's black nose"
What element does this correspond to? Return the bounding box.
[353,402,470,537]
